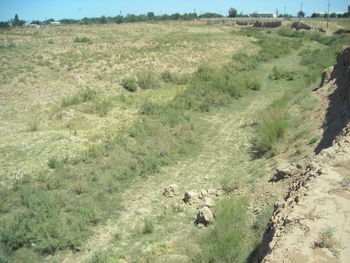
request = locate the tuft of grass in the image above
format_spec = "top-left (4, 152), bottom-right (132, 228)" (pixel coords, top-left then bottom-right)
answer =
top-left (314, 226), bottom-right (340, 256)
top-left (121, 77), bottom-right (138, 92)
top-left (269, 66), bottom-right (295, 81)
top-left (61, 88), bottom-right (96, 108)
top-left (252, 99), bottom-right (288, 157)
top-left (27, 117), bottom-right (40, 132)
top-left (143, 218), bottom-right (154, 234)
top-left (74, 36), bottom-right (92, 43)
top-left (136, 70), bottom-right (161, 89)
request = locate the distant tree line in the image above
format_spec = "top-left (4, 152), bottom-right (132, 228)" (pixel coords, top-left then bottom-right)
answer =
top-left (0, 9), bottom-right (349, 28)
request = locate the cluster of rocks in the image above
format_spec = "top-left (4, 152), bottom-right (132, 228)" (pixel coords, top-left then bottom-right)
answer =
top-left (163, 185), bottom-right (225, 227)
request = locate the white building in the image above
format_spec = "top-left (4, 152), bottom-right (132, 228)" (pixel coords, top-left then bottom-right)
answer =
top-left (250, 12), bottom-right (277, 18)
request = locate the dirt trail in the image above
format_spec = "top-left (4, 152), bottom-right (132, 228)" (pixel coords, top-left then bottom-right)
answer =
top-left (56, 51), bottom-right (300, 263)
top-left (57, 95), bottom-right (267, 263)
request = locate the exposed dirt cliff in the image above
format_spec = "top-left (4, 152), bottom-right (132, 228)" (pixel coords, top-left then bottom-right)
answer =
top-left (259, 47), bottom-right (350, 263)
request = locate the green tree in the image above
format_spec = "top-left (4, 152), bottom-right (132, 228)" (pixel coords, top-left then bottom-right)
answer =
top-left (147, 12), bottom-right (155, 20)
top-left (297, 10), bottom-right (305, 18)
top-left (228, 8), bottom-right (237, 18)
top-left (12, 14), bottom-right (24, 27)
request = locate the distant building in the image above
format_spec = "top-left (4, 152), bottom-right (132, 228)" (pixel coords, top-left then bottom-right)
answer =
top-left (24, 22), bottom-right (40, 28)
top-left (250, 12), bottom-right (277, 18)
top-left (50, 21), bottom-right (61, 26)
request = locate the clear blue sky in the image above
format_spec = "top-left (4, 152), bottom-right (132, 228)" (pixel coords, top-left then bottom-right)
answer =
top-left (0, 0), bottom-right (349, 21)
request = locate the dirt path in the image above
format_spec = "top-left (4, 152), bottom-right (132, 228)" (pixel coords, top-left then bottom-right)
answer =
top-left (56, 52), bottom-right (301, 263)
top-left (56, 95), bottom-right (265, 263)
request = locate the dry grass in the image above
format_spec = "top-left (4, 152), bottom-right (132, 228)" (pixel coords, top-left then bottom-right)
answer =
top-left (0, 22), bottom-right (252, 178)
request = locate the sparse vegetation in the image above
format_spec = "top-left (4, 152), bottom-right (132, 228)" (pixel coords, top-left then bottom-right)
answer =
top-left (136, 70), bottom-right (161, 89)
top-left (61, 88), bottom-right (96, 108)
top-left (1, 20), bottom-right (349, 262)
top-left (74, 36), bottom-right (92, 43)
top-left (121, 77), bottom-right (138, 92)
top-left (314, 226), bottom-right (340, 256)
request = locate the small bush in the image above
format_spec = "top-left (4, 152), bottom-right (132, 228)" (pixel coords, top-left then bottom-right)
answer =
top-left (193, 197), bottom-right (253, 263)
top-left (27, 117), bottom-right (40, 132)
top-left (61, 88), bottom-right (96, 107)
top-left (160, 70), bottom-right (178, 83)
top-left (269, 66), bottom-right (295, 81)
top-left (252, 102), bottom-right (288, 157)
top-left (121, 78), bottom-right (138, 92)
top-left (143, 219), bottom-right (154, 234)
top-left (74, 36), bottom-right (92, 43)
top-left (136, 70), bottom-right (160, 89)
top-left (245, 79), bottom-right (261, 90)
top-left (47, 157), bottom-right (62, 170)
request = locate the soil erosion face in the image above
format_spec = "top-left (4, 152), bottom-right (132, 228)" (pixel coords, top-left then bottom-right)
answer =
top-left (260, 46), bottom-right (350, 263)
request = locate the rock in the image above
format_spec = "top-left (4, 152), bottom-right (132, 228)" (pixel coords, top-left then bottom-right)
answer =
top-left (208, 189), bottom-right (216, 195)
top-left (196, 206), bottom-right (214, 225)
top-left (203, 197), bottom-right (215, 207)
top-left (163, 184), bottom-right (179, 198)
top-left (184, 191), bottom-right (199, 204)
top-left (215, 189), bottom-right (224, 197)
top-left (200, 189), bottom-right (208, 196)
top-left (271, 163), bottom-right (294, 182)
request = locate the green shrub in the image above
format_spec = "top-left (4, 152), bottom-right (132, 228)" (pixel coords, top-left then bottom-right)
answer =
top-left (74, 36), bottom-right (92, 43)
top-left (27, 117), bottom-right (40, 132)
top-left (47, 157), bottom-right (62, 170)
top-left (61, 88), bottom-right (96, 107)
top-left (193, 197), bottom-right (253, 263)
top-left (245, 79), bottom-right (261, 90)
top-left (160, 70), bottom-right (178, 83)
top-left (252, 103), bottom-right (288, 157)
top-left (121, 78), bottom-right (138, 92)
top-left (269, 66), bottom-right (295, 81)
top-left (143, 218), bottom-right (154, 234)
top-left (136, 70), bottom-right (160, 89)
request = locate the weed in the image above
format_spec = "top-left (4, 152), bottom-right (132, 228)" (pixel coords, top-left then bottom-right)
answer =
top-left (160, 70), bottom-right (178, 83)
top-left (308, 136), bottom-right (319, 145)
top-left (143, 218), bottom-right (154, 234)
top-left (252, 103), bottom-right (288, 157)
top-left (191, 197), bottom-right (253, 263)
top-left (61, 88), bottom-right (96, 107)
top-left (136, 70), bottom-right (161, 89)
top-left (74, 36), bottom-right (92, 43)
top-left (121, 77), bottom-right (138, 92)
top-left (47, 157), bottom-right (62, 170)
top-left (269, 66), bottom-right (295, 81)
top-left (314, 226), bottom-right (340, 256)
top-left (47, 39), bottom-right (54, 44)
top-left (27, 117), bottom-right (40, 132)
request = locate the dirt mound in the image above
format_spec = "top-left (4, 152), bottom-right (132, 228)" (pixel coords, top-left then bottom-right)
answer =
top-left (315, 46), bottom-right (350, 153)
top-left (257, 47), bottom-right (350, 263)
top-left (253, 21), bottom-right (281, 28)
top-left (334, 29), bottom-right (350, 35)
top-left (291, 22), bottom-right (311, 31)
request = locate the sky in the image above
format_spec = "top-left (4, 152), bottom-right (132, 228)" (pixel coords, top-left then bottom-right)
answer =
top-left (0, 0), bottom-right (349, 21)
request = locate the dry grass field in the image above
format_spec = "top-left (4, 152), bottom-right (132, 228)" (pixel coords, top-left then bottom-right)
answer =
top-left (0, 22), bottom-right (253, 179)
